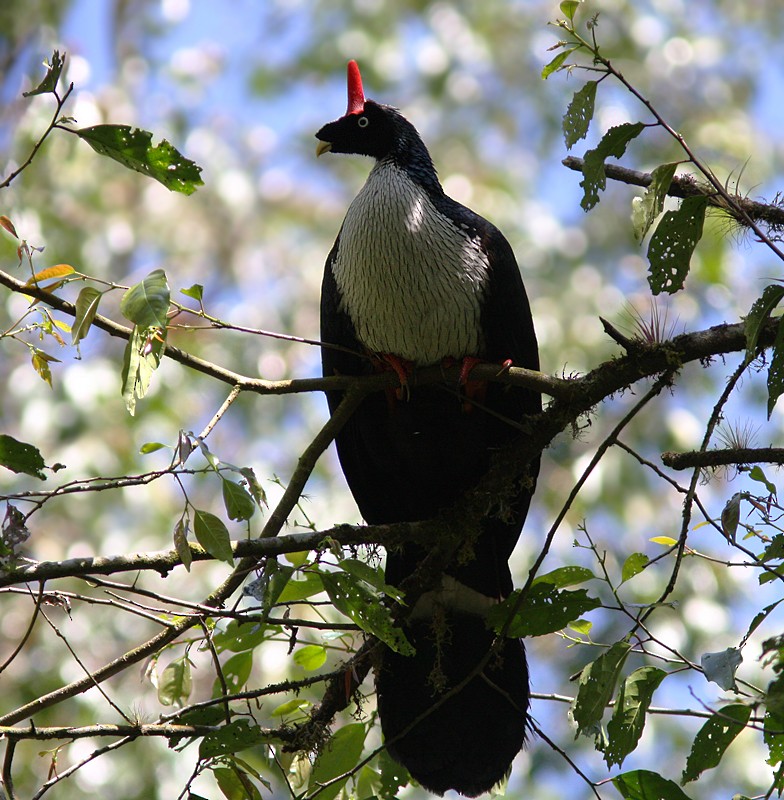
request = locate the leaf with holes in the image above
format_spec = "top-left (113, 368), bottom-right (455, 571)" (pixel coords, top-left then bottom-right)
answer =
top-left (621, 553), bottom-right (649, 583)
top-left (765, 710), bottom-right (784, 767)
top-left (580, 122), bottom-right (646, 210)
top-left (321, 570), bottom-right (413, 655)
top-left (199, 719), bottom-right (266, 758)
top-left (532, 565), bottom-right (595, 588)
top-left (647, 195), bottom-right (708, 294)
top-left (487, 583), bottom-right (600, 637)
top-left (563, 80), bottom-right (597, 150)
top-left (75, 125), bottom-right (203, 194)
top-left (604, 667), bottom-right (667, 767)
top-left (632, 162), bottom-right (678, 242)
top-left (682, 704), bottom-right (751, 783)
top-left (0, 435), bottom-right (47, 480)
top-left (308, 723), bottom-right (367, 800)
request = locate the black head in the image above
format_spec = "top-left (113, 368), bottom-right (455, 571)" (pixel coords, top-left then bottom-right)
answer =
top-left (315, 99), bottom-right (400, 160)
top-left (315, 61), bottom-right (439, 189)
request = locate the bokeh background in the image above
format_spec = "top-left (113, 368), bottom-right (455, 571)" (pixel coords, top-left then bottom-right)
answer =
top-left (2, 0), bottom-right (784, 797)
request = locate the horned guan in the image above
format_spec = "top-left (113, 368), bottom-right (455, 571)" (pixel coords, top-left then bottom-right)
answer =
top-left (316, 61), bottom-right (540, 796)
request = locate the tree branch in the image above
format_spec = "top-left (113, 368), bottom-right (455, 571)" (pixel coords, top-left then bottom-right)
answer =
top-left (662, 447), bottom-right (784, 470)
top-left (562, 155), bottom-right (784, 232)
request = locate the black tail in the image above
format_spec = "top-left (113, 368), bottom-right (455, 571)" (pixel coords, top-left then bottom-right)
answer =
top-left (376, 607), bottom-right (529, 797)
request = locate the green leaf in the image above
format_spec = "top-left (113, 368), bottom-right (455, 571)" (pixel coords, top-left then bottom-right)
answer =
top-left (744, 601), bottom-right (782, 646)
top-left (181, 283), bottom-right (204, 302)
top-left (121, 268), bottom-right (170, 329)
top-left (379, 748), bottom-right (409, 798)
top-left (72, 286), bottom-right (102, 346)
top-left (580, 122), bottom-right (646, 210)
top-left (213, 764), bottom-right (262, 800)
top-left (193, 508), bottom-right (234, 564)
top-left (542, 46), bottom-right (579, 79)
top-left (238, 467), bottom-right (266, 507)
top-left (74, 125), bottom-right (204, 194)
top-left (213, 620), bottom-right (269, 653)
top-left (339, 557), bottom-right (405, 602)
top-left (745, 284), bottom-right (784, 359)
top-left (572, 640), bottom-right (632, 735)
top-left (216, 651), bottom-right (254, 694)
top-left (764, 710), bottom-right (784, 767)
top-left (560, 0), bottom-right (581, 22)
top-left (308, 723), bottom-right (367, 800)
top-left (749, 465), bottom-right (777, 495)
top-left (140, 441), bottom-right (167, 454)
top-left (532, 565), bottom-right (595, 588)
top-left (120, 325), bottom-right (166, 415)
top-left (173, 512), bottom-right (192, 572)
top-left (569, 619), bottom-right (593, 635)
top-left (681, 704), bottom-right (751, 784)
top-left (221, 478), bottom-right (256, 522)
top-left (613, 770), bottom-right (694, 800)
top-left (320, 570), bottom-right (413, 655)
top-left (0, 434), bottom-right (47, 480)
top-left (271, 697), bottom-right (311, 718)
top-left (157, 656), bottom-right (192, 707)
top-left (293, 644), bottom-right (327, 671)
top-left (632, 162), bottom-right (678, 242)
top-left (276, 571), bottom-right (325, 603)
top-left (563, 80), bottom-right (597, 150)
top-left (23, 50), bottom-right (66, 97)
top-left (647, 195), bottom-right (708, 294)
top-left (604, 667), bottom-right (667, 767)
top-left (199, 719), bottom-right (265, 758)
top-left (621, 553), bottom-right (649, 583)
top-left (487, 583), bottom-right (601, 637)
top-left (767, 313), bottom-right (784, 417)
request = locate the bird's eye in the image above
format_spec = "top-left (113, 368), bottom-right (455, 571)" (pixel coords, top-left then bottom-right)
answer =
top-left (357, 116), bottom-right (370, 128)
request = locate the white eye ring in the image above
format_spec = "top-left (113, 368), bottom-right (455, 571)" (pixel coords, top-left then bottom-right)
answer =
top-left (357, 116), bottom-right (370, 128)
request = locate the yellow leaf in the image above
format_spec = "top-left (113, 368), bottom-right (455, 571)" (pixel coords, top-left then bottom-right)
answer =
top-left (31, 352), bottom-right (53, 387)
top-left (650, 536), bottom-right (678, 546)
top-left (25, 264), bottom-right (76, 286)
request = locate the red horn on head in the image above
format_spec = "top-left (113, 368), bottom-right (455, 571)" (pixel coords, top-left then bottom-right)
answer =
top-left (346, 60), bottom-right (365, 115)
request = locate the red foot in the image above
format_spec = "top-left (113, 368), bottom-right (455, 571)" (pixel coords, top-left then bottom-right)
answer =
top-left (452, 356), bottom-right (515, 411)
top-left (373, 353), bottom-right (413, 401)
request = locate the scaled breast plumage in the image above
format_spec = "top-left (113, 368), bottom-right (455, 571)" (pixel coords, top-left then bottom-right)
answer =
top-left (331, 160), bottom-right (490, 365)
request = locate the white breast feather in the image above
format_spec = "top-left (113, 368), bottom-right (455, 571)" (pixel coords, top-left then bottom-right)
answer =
top-left (332, 162), bottom-right (490, 365)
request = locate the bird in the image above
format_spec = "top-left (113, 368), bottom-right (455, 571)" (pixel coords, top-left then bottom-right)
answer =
top-left (315, 60), bottom-right (540, 797)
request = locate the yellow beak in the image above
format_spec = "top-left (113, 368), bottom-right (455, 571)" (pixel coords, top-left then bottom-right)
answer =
top-left (315, 140), bottom-right (332, 157)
